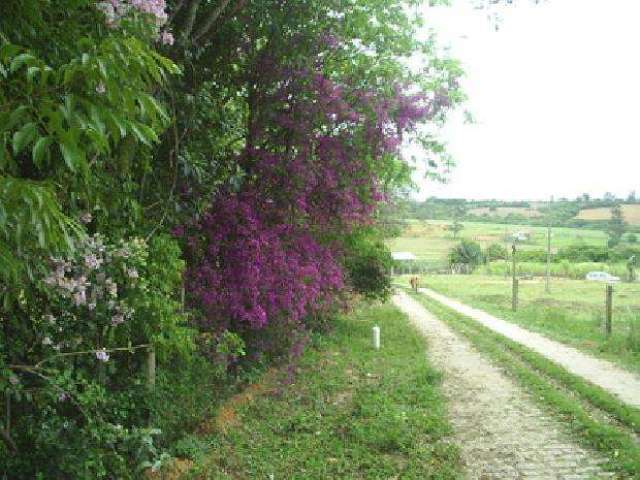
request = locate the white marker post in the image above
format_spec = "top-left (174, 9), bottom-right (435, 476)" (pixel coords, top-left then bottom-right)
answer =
top-left (372, 326), bottom-right (380, 350)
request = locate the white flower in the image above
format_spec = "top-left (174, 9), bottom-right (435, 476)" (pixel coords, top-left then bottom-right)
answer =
top-left (127, 268), bottom-right (139, 279)
top-left (111, 313), bottom-right (125, 326)
top-left (95, 348), bottom-right (110, 362)
top-left (42, 336), bottom-right (53, 346)
top-left (160, 30), bottom-right (174, 46)
top-left (106, 279), bottom-right (118, 297)
top-left (73, 290), bottom-right (87, 306)
top-left (84, 254), bottom-right (102, 270)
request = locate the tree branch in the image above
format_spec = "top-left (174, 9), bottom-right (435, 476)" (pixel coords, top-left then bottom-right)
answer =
top-left (0, 424), bottom-right (16, 453)
top-left (192, 0), bottom-right (234, 44)
top-left (8, 344), bottom-right (152, 371)
top-left (167, 0), bottom-right (187, 26)
top-left (181, 0), bottom-right (202, 41)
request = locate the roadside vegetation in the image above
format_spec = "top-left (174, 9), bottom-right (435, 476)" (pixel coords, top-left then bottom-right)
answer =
top-left (184, 302), bottom-right (461, 479)
top-left (0, 0), bottom-right (463, 477)
top-left (410, 291), bottom-right (640, 478)
top-left (409, 274), bottom-right (640, 372)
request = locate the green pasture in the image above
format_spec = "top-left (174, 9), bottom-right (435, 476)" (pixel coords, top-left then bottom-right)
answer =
top-left (387, 219), bottom-right (608, 268)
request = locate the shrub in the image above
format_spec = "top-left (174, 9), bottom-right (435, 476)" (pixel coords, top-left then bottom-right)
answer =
top-left (556, 244), bottom-right (609, 263)
top-left (515, 249), bottom-right (547, 262)
top-left (449, 240), bottom-right (485, 273)
top-left (485, 243), bottom-right (508, 261)
top-left (1, 234), bottom-right (189, 478)
top-left (344, 237), bottom-right (393, 301)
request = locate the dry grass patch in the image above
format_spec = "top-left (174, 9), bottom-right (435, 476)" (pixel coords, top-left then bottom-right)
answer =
top-left (576, 204), bottom-right (640, 224)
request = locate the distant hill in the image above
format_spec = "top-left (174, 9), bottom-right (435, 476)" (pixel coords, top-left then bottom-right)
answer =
top-left (402, 197), bottom-right (640, 230)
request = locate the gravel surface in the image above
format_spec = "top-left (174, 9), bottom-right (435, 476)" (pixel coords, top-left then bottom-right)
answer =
top-left (393, 291), bottom-right (614, 479)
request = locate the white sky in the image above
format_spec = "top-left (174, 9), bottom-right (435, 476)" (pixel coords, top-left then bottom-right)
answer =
top-left (409, 0), bottom-right (640, 201)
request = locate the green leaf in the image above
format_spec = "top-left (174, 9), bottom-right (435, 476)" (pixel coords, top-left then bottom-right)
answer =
top-left (97, 58), bottom-right (108, 78)
top-left (0, 144), bottom-right (8, 170)
top-left (26, 66), bottom-right (39, 82)
top-left (9, 53), bottom-right (36, 73)
top-left (106, 111), bottom-right (128, 139)
top-left (12, 122), bottom-right (37, 155)
top-left (59, 137), bottom-right (85, 173)
top-left (7, 106), bottom-right (29, 131)
top-left (130, 122), bottom-right (157, 146)
top-left (32, 136), bottom-right (52, 167)
top-left (140, 94), bottom-right (170, 124)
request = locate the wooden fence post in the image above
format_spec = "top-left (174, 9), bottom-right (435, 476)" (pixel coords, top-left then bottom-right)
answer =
top-left (146, 346), bottom-right (156, 390)
top-left (605, 284), bottom-right (613, 336)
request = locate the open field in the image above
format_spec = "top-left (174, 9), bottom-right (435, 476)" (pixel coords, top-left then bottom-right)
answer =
top-left (576, 204), bottom-right (640, 225)
top-left (386, 219), bottom-right (608, 269)
top-left (403, 274), bottom-right (640, 372)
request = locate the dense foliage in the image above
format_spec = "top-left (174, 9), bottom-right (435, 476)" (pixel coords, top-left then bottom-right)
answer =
top-left (0, 0), bottom-right (462, 476)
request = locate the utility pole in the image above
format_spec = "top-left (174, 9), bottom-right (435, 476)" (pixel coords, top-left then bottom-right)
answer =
top-left (545, 196), bottom-right (553, 293)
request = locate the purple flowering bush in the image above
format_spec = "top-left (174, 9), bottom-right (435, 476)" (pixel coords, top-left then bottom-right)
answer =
top-left (182, 191), bottom-right (344, 361)
top-left (181, 62), bottom-right (448, 363)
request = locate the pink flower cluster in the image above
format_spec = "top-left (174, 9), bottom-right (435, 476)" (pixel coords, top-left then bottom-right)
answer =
top-left (41, 235), bottom-right (137, 360)
top-left (96, 0), bottom-right (174, 44)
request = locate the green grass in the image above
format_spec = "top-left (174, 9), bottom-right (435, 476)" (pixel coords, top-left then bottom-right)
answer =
top-left (410, 291), bottom-right (640, 478)
top-left (412, 274), bottom-right (640, 373)
top-left (480, 259), bottom-right (630, 280)
top-left (186, 302), bottom-right (462, 479)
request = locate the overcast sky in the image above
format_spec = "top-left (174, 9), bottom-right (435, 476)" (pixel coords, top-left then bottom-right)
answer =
top-left (408, 0), bottom-right (640, 201)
